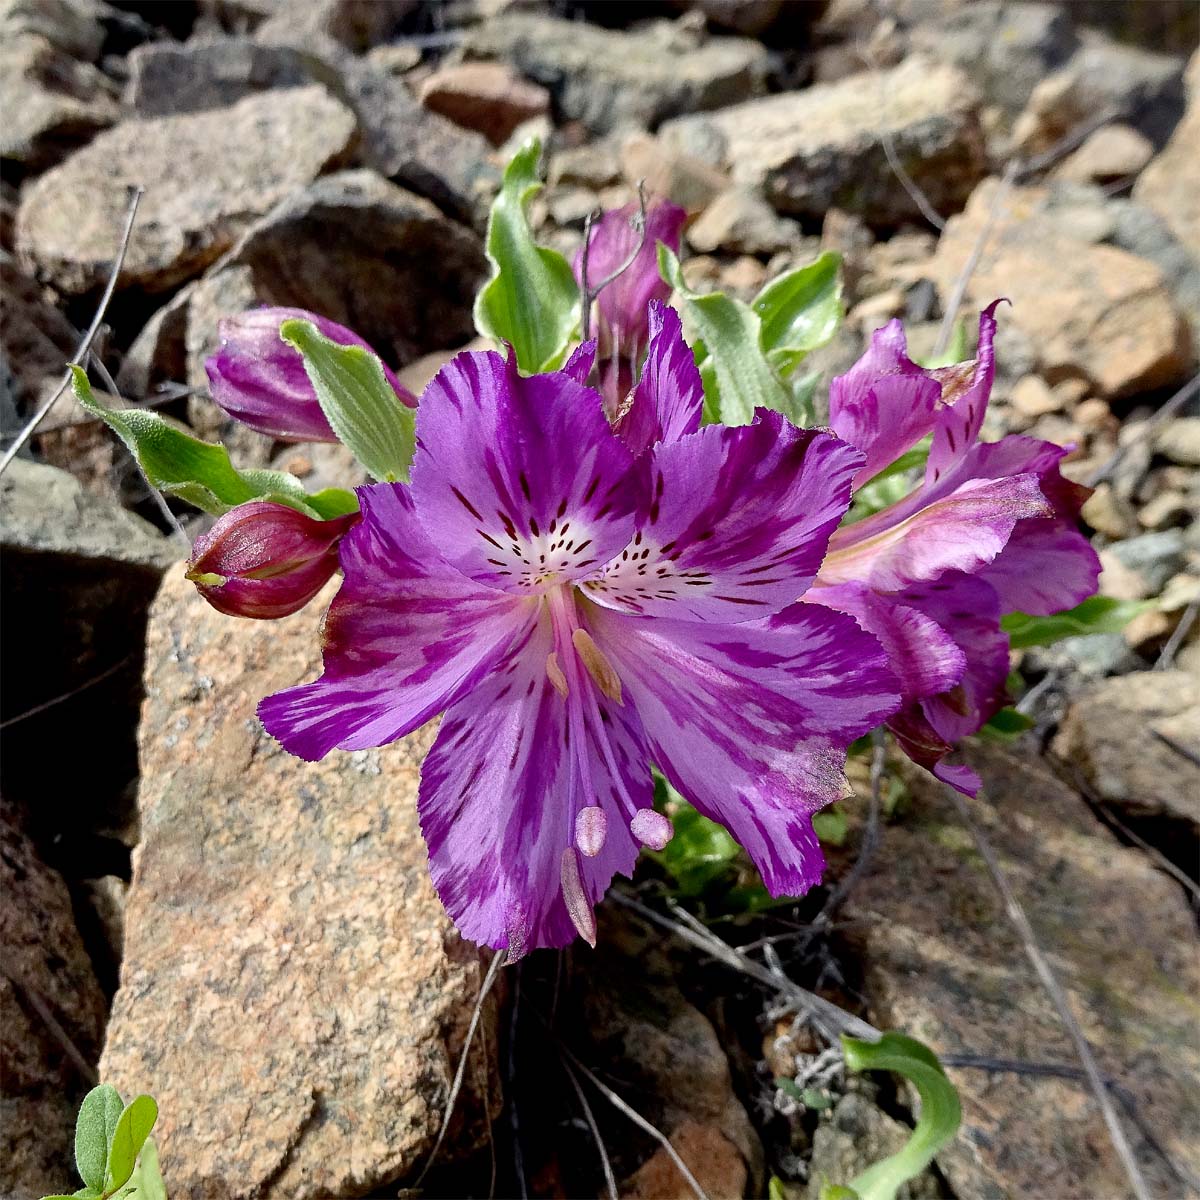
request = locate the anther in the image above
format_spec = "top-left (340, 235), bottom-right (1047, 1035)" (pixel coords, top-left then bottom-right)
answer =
top-left (575, 806), bottom-right (607, 857)
top-left (571, 628), bottom-right (622, 703)
top-left (631, 808), bottom-right (672, 850)
top-left (560, 848), bottom-right (596, 946)
top-left (546, 652), bottom-right (569, 698)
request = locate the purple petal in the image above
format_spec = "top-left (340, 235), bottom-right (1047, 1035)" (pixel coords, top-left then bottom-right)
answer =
top-left (583, 413), bottom-right (863, 622)
top-left (257, 483), bottom-right (533, 761)
top-left (586, 602), bottom-right (900, 896)
top-left (977, 519), bottom-right (1100, 615)
top-left (829, 319), bottom-right (942, 488)
top-left (410, 349), bottom-right (640, 592)
top-left (562, 340), bottom-right (597, 384)
top-left (615, 301), bottom-right (704, 456)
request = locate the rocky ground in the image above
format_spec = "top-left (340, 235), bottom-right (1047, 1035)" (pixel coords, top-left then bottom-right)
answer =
top-left (1, 1), bottom-right (1198, 1198)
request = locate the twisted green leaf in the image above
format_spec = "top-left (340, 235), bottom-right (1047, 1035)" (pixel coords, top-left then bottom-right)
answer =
top-left (1001, 596), bottom-right (1155, 649)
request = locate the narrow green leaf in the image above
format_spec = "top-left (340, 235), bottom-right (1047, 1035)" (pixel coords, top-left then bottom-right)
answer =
top-left (304, 487), bottom-right (361, 520)
top-left (844, 439), bottom-right (931, 523)
top-left (819, 1187), bottom-right (861, 1200)
top-left (978, 706), bottom-right (1035, 742)
top-left (841, 1032), bottom-right (961, 1200)
top-left (753, 251), bottom-right (843, 372)
top-left (105, 1096), bottom-right (158, 1194)
top-left (659, 244), bottom-right (791, 426)
top-left (1001, 596), bottom-right (1155, 649)
top-left (128, 1138), bottom-right (167, 1200)
top-left (768, 1176), bottom-right (790, 1200)
top-left (474, 139), bottom-right (580, 373)
top-left (914, 320), bottom-right (968, 370)
top-left (75, 1086), bottom-right (123, 1193)
top-left (70, 368), bottom-right (327, 518)
top-left (279, 320), bottom-right (415, 483)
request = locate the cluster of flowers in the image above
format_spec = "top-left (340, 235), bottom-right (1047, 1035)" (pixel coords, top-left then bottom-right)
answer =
top-left (189, 198), bottom-right (1099, 956)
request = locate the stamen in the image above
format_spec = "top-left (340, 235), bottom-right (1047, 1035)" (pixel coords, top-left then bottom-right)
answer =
top-left (560, 847), bottom-right (596, 946)
top-left (571, 628), bottom-right (623, 703)
top-left (631, 808), bottom-right (672, 850)
top-left (575, 806), bottom-right (607, 857)
top-left (546, 652), bottom-right (569, 699)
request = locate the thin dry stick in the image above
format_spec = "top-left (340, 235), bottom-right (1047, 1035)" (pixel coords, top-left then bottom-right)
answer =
top-left (3, 968), bottom-right (98, 1085)
top-left (560, 1054), bottom-right (619, 1200)
top-left (415, 948), bottom-right (506, 1186)
top-left (0, 653), bottom-right (135, 730)
top-left (880, 126), bottom-right (945, 231)
top-left (944, 784), bottom-right (1153, 1200)
top-left (1086, 373), bottom-right (1200, 489)
top-left (578, 182), bottom-right (648, 344)
top-left (1156, 596), bottom-right (1198, 671)
top-left (0, 186), bottom-right (144, 476)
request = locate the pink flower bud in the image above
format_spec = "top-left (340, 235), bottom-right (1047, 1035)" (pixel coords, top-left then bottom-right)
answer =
top-left (186, 501), bottom-right (359, 619)
top-left (205, 307), bottom-right (416, 443)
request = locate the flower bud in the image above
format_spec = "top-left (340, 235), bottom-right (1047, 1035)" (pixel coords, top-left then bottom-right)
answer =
top-left (205, 307), bottom-right (416, 442)
top-left (186, 501), bottom-right (359, 619)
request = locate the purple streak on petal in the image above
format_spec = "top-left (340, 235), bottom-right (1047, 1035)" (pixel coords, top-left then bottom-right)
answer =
top-left (977, 519), bottom-right (1100, 615)
top-left (616, 301), bottom-right (704, 456)
top-left (257, 482), bottom-right (535, 761)
top-left (584, 413), bottom-right (863, 622)
top-left (586, 601), bottom-right (900, 896)
top-left (205, 306), bottom-right (415, 442)
top-left (829, 319), bottom-right (942, 488)
top-left (562, 340), bottom-right (597, 384)
top-left (410, 349), bottom-right (640, 592)
top-left (418, 606), bottom-right (648, 952)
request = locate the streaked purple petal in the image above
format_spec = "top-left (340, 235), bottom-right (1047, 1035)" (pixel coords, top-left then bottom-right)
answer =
top-left (258, 483), bottom-right (533, 761)
top-left (583, 413), bottom-right (863, 622)
top-left (977, 519), bottom-right (1100, 615)
top-left (562, 340), bottom-right (597, 384)
top-left (615, 301), bottom-right (704, 456)
top-left (586, 602), bottom-right (900, 896)
top-left (410, 349), bottom-right (639, 592)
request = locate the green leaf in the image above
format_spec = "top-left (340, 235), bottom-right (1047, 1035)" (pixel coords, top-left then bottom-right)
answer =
top-left (474, 139), bottom-right (580, 373)
top-left (303, 487), bottom-right (361, 520)
top-left (844, 439), bottom-right (931, 523)
top-left (648, 779), bottom-right (741, 898)
top-left (659, 244), bottom-right (791, 426)
top-left (913, 320), bottom-right (968, 370)
top-left (819, 1187), bottom-right (861, 1200)
top-left (753, 251), bottom-right (843, 374)
top-left (128, 1138), bottom-right (167, 1200)
top-left (70, 368), bottom-right (332, 519)
top-left (978, 706), bottom-right (1035, 742)
top-left (75, 1086), bottom-right (124, 1193)
top-left (106, 1096), bottom-right (158, 1194)
top-left (812, 805), bottom-right (848, 847)
top-left (1001, 596), bottom-right (1155, 649)
top-left (280, 320), bottom-right (415, 483)
top-left (841, 1032), bottom-right (962, 1200)
top-left (768, 1176), bottom-right (790, 1200)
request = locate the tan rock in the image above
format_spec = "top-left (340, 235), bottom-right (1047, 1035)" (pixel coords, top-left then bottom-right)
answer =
top-left (843, 743), bottom-right (1200, 1197)
top-left (1054, 123), bottom-right (1153, 185)
top-left (1097, 547), bottom-right (1150, 601)
top-left (1081, 483), bottom-right (1134, 539)
top-left (1155, 416), bottom-right (1200, 467)
top-left (687, 185), bottom-right (798, 256)
top-left (100, 566), bottom-right (500, 1199)
top-left (623, 1119), bottom-right (748, 1200)
top-left (419, 60), bottom-right (550, 147)
top-left (621, 131), bottom-right (729, 215)
top-left (1010, 373), bottom-right (1060, 418)
top-left (930, 178), bottom-right (1193, 399)
top-left (1134, 102), bottom-right (1200, 260)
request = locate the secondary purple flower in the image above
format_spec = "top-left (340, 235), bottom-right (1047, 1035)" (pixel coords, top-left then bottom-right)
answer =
top-left (258, 319), bottom-right (900, 953)
top-left (808, 305), bottom-right (1100, 793)
top-left (206, 307), bottom-right (416, 442)
top-left (187, 501), bottom-right (359, 619)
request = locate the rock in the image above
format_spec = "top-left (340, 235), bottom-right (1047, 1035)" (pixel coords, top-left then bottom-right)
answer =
top-left (1009, 374), bottom-right (1060, 419)
top-left (1054, 123), bottom-right (1154, 185)
top-left (114, 284), bottom-right (192, 398)
top-left (907, 0), bottom-right (1077, 116)
top-left (16, 86), bottom-right (358, 295)
top-left (624, 1119), bottom-right (751, 1200)
top-left (549, 141), bottom-right (623, 190)
top-left (0, 251), bottom-right (78, 421)
top-left (1081, 484), bottom-right (1135, 540)
top-left (0, 798), bottom-right (108, 1199)
top-left (465, 13), bottom-right (769, 135)
top-left (1134, 102), bottom-right (1200, 261)
top-left (929, 178), bottom-right (1193, 399)
top-left (252, 0), bottom-right (416, 53)
top-left (1055, 671), bottom-right (1199, 826)
top-left (0, 32), bottom-right (118, 172)
top-left (1137, 488), bottom-right (1190, 531)
top-left (688, 185), bottom-right (799, 255)
top-left (271, 439), bottom-right (367, 495)
top-left (366, 41), bottom-right (421, 75)
top-left (620, 131), bottom-right (729, 214)
top-left (77, 874), bottom-right (126, 988)
top-left (418, 61), bottom-right (550, 147)
top-left (1156, 417), bottom-right (1200, 467)
top-left (664, 56), bottom-right (987, 225)
top-left (0, 0), bottom-right (109, 61)
top-left (545, 185), bottom-right (598, 229)
top-left (100, 565), bottom-right (499, 1199)
top-left (667, 0), bottom-right (786, 37)
top-left (1104, 529), bottom-right (1188, 594)
top-left (1025, 631), bottom-right (1140, 680)
top-left (842, 743), bottom-right (1200, 1197)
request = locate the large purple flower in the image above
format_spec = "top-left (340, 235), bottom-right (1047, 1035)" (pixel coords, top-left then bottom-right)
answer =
top-left (808, 305), bottom-right (1100, 793)
top-left (259, 320), bottom-right (900, 953)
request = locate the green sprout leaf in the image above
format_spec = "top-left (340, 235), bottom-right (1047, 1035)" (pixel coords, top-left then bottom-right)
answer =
top-left (754, 251), bottom-right (843, 377)
top-left (474, 139), bottom-right (580, 373)
top-left (812, 806), bottom-right (849, 847)
top-left (105, 1095), bottom-right (158, 1194)
top-left (1001, 596), bottom-right (1155, 649)
top-left (280, 319), bottom-right (415, 483)
top-left (74, 1086), bottom-right (123, 1194)
top-left (125, 1138), bottom-right (167, 1200)
top-left (978, 706), bottom-right (1036, 742)
top-left (840, 1032), bottom-right (962, 1200)
top-left (844, 439), bottom-right (931, 523)
top-left (650, 794), bottom-right (742, 898)
top-left (70, 367), bottom-right (354, 520)
top-left (913, 319), bottom-right (968, 369)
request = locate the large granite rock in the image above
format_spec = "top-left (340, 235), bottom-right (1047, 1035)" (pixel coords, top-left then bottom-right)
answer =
top-left (1134, 96), bottom-right (1200, 262)
top-left (842, 742), bottom-right (1200, 1198)
top-left (465, 13), bottom-right (769, 135)
top-left (100, 565), bottom-right (499, 1199)
top-left (663, 56), bottom-right (987, 225)
top-left (15, 85), bottom-right (357, 294)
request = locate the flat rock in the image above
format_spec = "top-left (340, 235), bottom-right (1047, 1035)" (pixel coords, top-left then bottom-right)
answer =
top-left (1054, 670), bottom-right (1200, 826)
top-left (0, 0), bottom-right (109, 61)
top-left (930, 178), bottom-right (1193, 399)
top-left (687, 185), bottom-right (799, 255)
top-left (842, 742), bottom-right (1200, 1198)
top-left (418, 60), bottom-right (550, 147)
top-left (15, 85), bottom-right (357, 294)
top-left (252, 0), bottom-right (416, 53)
top-left (664, 56), bottom-right (987, 225)
top-left (1134, 101), bottom-right (1200, 261)
top-left (100, 565), bottom-right (499, 1199)
top-left (1054, 123), bottom-right (1153, 185)
top-left (466, 13), bottom-right (768, 134)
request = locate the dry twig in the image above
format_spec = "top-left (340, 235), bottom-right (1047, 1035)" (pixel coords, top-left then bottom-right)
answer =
top-left (560, 1054), bottom-right (619, 1200)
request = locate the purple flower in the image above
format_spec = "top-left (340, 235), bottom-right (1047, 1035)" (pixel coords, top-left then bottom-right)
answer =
top-left (258, 317), bottom-right (900, 953)
top-left (187, 501), bottom-right (359, 620)
top-left (205, 307), bottom-right (416, 442)
top-left (809, 305), bottom-right (1100, 793)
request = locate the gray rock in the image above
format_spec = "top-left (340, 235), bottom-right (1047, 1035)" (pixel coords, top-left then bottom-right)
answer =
top-left (113, 283), bottom-right (192, 398)
top-left (1105, 529), bottom-right (1188, 594)
top-left (15, 85), bottom-right (358, 294)
top-left (252, 0), bottom-right (416, 53)
top-left (465, 12), bottom-right (769, 135)
top-left (0, 0), bottom-right (109, 61)
top-left (664, 56), bottom-right (987, 225)
top-left (100, 565), bottom-right (499, 1198)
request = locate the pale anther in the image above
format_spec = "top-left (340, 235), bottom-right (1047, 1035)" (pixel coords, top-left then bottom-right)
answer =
top-left (546, 652), bottom-right (569, 698)
top-left (631, 807), bottom-right (672, 850)
top-left (560, 847), bottom-right (596, 946)
top-left (571, 628), bottom-right (623, 703)
top-left (575, 806), bottom-right (607, 857)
